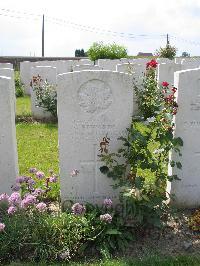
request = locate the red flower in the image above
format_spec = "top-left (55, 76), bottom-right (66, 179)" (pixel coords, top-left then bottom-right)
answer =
top-left (146, 59), bottom-right (158, 69)
top-left (162, 81), bottom-right (169, 87)
top-left (171, 87), bottom-right (177, 93)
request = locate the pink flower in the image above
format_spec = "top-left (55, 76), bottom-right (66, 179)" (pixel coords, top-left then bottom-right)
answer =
top-left (36, 202), bottom-right (47, 212)
top-left (7, 206), bottom-right (17, 215)
top-left (70, 169), bottom-right (79, 177)
top-left (8, 192), bottom-right (21, 205)
top-left (0, 193), bottom-right (9, 202)
top-left (103, 198), bottom-right (113, 208)
top-left (100, 213), bottom-right (112, 223)
top-left (35, 171), bottom-right (45, 179)
top-left (29, 167), bottom-right (37, 173)
top-left (72, 203), bottom-right (86, 215)
top-left (49, 176), bottom-right (57, 183)
top-left (20, 194), bottom-right (36, 209)
top-left (0, 223), bottom-right (5, 232)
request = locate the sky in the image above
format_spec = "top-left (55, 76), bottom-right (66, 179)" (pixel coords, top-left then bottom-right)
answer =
top-left (1, 0), bottom-right (200, 57)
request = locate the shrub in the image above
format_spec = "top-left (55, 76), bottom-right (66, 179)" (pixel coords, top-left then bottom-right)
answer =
top-left (87, 42), bottom-right (128, 61)
top-left (99, 59), bottom-right (183, 229)
top-left (15, 71), bottom-right (24, 97)
top-left (32, 79), bottom-right (57, 118)
top-left (156, 44), bottom-right (177, 60)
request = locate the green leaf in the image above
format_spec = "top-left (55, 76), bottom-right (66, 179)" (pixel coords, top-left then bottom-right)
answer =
top-left (99, 166), bottom-right (109, 174)
top-left (135, 176), bottom-right (144, 189)
top-left (176, 162), bottom-right (182, 169)
top-left (105, 229), bottom-right (122, 235)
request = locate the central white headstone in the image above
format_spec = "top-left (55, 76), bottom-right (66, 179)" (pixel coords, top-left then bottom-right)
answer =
top-left (57, 71), bottom-right (135, 205)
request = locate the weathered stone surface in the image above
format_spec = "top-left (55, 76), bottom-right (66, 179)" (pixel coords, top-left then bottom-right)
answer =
top-left (57, 71), bottom-right (135, 205)
top-left (0, 76), bottom-right (18, 194)
top-left (168, 68), bottom-right (200, 207)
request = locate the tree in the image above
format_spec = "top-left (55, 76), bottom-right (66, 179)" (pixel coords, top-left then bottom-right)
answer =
top-left (155, 44), bottom-right (177, 60)
top-left (87, 42), bottom-right (128, 61)
top-left (75, 49), bottom-right (87, 57)
top-left (182, 51), bottom-right (190, 57)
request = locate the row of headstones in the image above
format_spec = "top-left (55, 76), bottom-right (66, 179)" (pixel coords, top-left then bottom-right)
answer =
top-left (1, 65), bottom-right (200, 207)
top-left (29, 57), bottom-right (200, 120)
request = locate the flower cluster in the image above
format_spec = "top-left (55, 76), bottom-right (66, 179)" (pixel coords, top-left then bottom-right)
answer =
top-left (71, 203), bottom-right (86, 215)
top-left (103, 198), bottom-right (113, 208)
top-left (146, 59), bottom-right (158, 69)
top-left (100, 213), bottom-right (112, 223)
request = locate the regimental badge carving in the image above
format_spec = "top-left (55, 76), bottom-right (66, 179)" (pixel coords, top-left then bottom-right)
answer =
top-left (78, 79), bottom-right (113, 114)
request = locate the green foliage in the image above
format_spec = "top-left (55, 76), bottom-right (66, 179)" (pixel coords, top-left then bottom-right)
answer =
top-left (156, 44), bottom-right (177, 59)
top-left (134, 67), bottom-right (162, 120)
top-left (75, 49), bottom-right (87, 57)
top-left (32, 80), bottom-right (57, 118)
top-left (0, 210), bottom-right (91, 263)
top-left (15, 71), bottom-right (24, 98)
top-left (82, 203), bottom-right (134, 259)
top-left (88, 42), bottom-right (127, 61)
top-left (182, 52), bottom-right (190, 57)
top-left (100, 61), bottom-right (183, 229)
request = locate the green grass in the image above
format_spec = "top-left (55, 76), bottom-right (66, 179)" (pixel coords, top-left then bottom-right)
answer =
top-left (16, 95), bottom-right (31, 117)
top-left (16, 122), bottom-right (58, 175)
top-left (8, 256), bottom-right (200, 266)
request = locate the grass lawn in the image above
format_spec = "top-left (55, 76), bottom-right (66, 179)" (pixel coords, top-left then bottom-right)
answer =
top-left (16, 96), bottom-right (59, 175)
top-left (9, 255), bottom-right (200, 266)
top-left (16, 95), bottom-right (32, 118)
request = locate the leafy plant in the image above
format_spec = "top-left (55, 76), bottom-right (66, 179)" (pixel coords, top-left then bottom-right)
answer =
top-left (32, 79), bottom-right (57, 118)
top-left (156, 44), bottom-right (177, 60)
top-left (15, 71), bottom-right (24, 97)
top-left (99, 60), bottom-right (183, 229)
top-left (88, 42), bottom-right (127, 61)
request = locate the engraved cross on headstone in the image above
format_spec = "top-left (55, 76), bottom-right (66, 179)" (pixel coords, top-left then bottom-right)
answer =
top-left (80, 144), bottom-right (100, 194)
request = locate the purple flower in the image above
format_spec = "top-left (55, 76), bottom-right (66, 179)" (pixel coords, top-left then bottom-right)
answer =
top-left (71, 203), bottom-right (86, 215)
top-left (49, 176), bottom-right (57, 183)
top-left (32, 188), bottom-right (44, 197)
top-left (27, 178), bottom-right (35, 186)
top-left (70, 169), bottom-right (79, 177)
top-left (0, 193), bottom-right (9, 202)
top-left (8, 192), bottom-right (21, 205)
top-left (36, 202), bottom-right (47, 212)
top-left (20, 194), bottom-right (36, 209)
top-left (7, 206), bottom-right (17, 215)
top-left (0, 223), bottom-right (5, 232)
top-left (16, 176), bottom-right (26, 184)
top-left (29, 167), bottom-right (37, 173)
top-left (103, 198), bottom-right (113, 208)
top-left (35, 171), bottom-right (45, 179)
top-left (11, 184), bottom-right (21, 192)
top-left (100, 213), bottom-right (112, 223)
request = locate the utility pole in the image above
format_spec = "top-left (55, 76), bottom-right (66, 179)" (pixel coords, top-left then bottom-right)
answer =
top-left (42, 14), bottom-right (44, 57)
top-left (167, 33), bottom-right (170, 45)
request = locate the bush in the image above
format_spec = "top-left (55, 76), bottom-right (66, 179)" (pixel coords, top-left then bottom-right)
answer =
top-left (100, 59), bottom-right (183, 229)
top-left (15, 71), bottom-right (24, 97)
top-left (156, 44), bottom-right (177, 60)
top-left (87, 42), bottom-right (128, 61)
top-left (32, 79), bottom-right (57, 118)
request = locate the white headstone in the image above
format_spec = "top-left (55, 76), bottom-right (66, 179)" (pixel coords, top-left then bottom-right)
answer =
top-left (97, 59), bottom-right (121, 71)
top-left (30, 66), bottom-right (57, 119)
top-left (157, 63), bottom-right (182, 87)
top-left (0, 76), bottom-right (18, 194)
top-left (168, 68), bottom-right (200, 207)
top-left (77, 59), bottom-right (93, 65)
top-left (0, 63), bottom-right (13, 69)
top-left (181, 58), bottom-right (200, 70)
top-left (73, 64), bottom-right (102, 71)
top-left (57, 71), bottom-right (135, 205)
top-left (20, 61), bottom-right (32, 95)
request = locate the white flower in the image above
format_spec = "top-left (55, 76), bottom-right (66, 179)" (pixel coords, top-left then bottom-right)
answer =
top-left (147, 117), bottom-right (155, 123)
top-left (153, 148), bottom-right (164, 154)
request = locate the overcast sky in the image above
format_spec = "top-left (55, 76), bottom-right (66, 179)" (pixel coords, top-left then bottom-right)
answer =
top-left (1, 0), bottom-right (200, 57)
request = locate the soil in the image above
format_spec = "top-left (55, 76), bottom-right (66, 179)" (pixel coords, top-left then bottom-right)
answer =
top-left (123, 209), bottom-right (200, 258)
